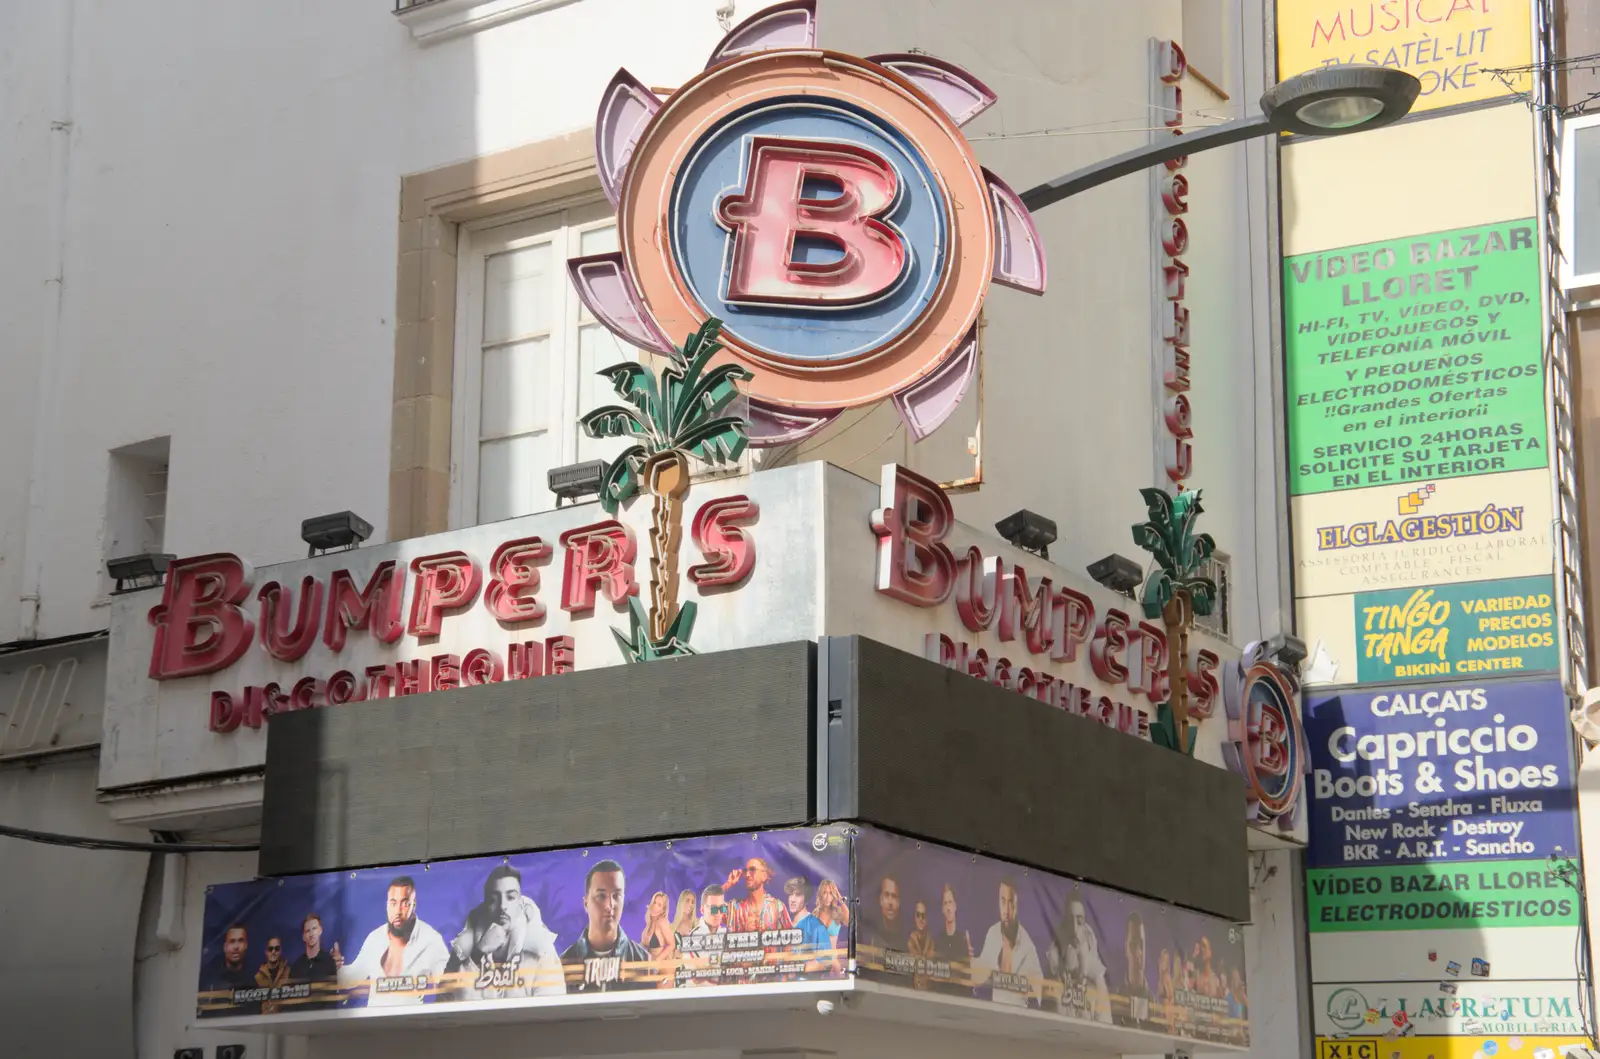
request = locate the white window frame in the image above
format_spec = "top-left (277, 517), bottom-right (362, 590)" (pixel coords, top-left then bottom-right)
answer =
top-left (1194, 549), bottom-right (1233, 643)
top-left (1560, 112), bottom-right (1600, 290)
top-left (449, 194), bottom-right (619, 529)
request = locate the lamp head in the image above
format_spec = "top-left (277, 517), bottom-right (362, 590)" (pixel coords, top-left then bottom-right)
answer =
top-left (1261, 66), bottom-right (1420, 137)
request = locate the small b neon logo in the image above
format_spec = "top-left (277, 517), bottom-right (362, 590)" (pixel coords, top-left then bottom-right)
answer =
top-left (716, 136), bottom-right (908, 307)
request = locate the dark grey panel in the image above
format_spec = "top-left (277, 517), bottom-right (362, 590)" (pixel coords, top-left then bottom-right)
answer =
top-left (840, 637), bottom-right (1250, 922)
top-left (260, 641), bottom-right (816, 875)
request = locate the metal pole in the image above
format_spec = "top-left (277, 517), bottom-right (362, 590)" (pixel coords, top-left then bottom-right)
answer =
top-left (1019, 114), bottom-right (1274, 212)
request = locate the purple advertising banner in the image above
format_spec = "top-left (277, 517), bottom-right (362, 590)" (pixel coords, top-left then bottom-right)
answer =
top-left (853, 828), bottom-right (1250, 1048)
top-left (197, 826), bottom-right (850, 1017)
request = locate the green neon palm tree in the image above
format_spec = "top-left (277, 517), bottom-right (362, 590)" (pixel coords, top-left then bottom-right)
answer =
top-left (1131, 487), bottom-right (1217, 755)
top-left (580, 318), bottom-right (751, 662)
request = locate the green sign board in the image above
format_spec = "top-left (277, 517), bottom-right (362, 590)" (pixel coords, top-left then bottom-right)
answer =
top-left (1285, 218), bottom-right (1547, 496)
top-left (1308, 861), bottom-right (1580, 933)
top-left (1353, 575), bottom-right (1558, 684)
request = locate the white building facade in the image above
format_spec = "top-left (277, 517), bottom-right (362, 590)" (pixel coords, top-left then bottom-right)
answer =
top-left (0, 1), bottom-right (1302, 1057)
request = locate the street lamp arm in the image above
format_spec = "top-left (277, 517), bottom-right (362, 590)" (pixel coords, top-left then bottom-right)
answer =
top-left (1019, 114), bottom-right (1273, 213)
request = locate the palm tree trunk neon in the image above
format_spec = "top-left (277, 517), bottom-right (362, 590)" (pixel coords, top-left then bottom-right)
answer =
top-left (1164, 593), bottom-right (1193, 751)
top-left (644, 450), bottom-right (690, 642)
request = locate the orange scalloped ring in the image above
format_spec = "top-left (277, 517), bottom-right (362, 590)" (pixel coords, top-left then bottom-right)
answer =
top-left (619, 50), bottom-right (994, 412)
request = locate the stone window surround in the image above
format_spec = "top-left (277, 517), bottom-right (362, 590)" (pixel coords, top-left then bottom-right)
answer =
top-left (391, 129), bottom-right (597, 542)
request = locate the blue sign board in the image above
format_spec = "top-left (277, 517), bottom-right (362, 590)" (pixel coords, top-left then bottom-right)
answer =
top-left (1304, 679), bottom-right (1577, 869)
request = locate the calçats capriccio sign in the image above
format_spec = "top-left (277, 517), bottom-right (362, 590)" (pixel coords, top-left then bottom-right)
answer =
top-left (138, 464), bottom-right (1228, 748)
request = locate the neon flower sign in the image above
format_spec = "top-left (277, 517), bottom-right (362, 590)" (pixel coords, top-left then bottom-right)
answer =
top-left (567, 0), bottom-right (1047, 445)
top-left (1221, 641), bottom-right (1309, 833)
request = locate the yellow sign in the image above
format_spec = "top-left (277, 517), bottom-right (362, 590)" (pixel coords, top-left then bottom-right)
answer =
top-left (1318, 1036), bottom-right (1593, 1059)
top-left (1277, 0), bottom-right (1533, 115)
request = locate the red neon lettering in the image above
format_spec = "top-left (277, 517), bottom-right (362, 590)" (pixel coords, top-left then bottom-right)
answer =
top-left (289, 676), bottom-right (325, 711)
top-left (1050, 588), bottom-right (1096, 663)
top-left (1189, 649), bottom-right (1221, 718)
top-left (954, 548), bottom-right (999, 630)
top-left (871, 464), bottom-right (956, 606)
top-left (209, 690), bottom-right (240, 734)
top-left (394, 658), bottom-right (429, 696)
top-left (1161, 174), bottom-right (1189, 215)
top-left (1165, 345), bottom-right (1192, 393)
top-left (559, 521), bottom-right (638, 613)
top-left (1164, 301), bottom-right (1190, 346)
top-left (148, 554), bottom-right (256, 681)
top-left (408, 552), bottom-right (483, 637)
top-left (1131, 621), bottom-right (1170, 700)
top-left (546, 635), bottom-right (575, 675)
top-left (325, 562), bottom-right (404, 652)
top-left (967, 647), bottom-right (990, 682)
top-left (688, 495), bottom-right (759, 587)
top-left (508, 641), bottom-right (544, 680)
top-left (327, 670), bottom-right (361, 705)
top-left (1252, 702), bottom-right (1291, 776)
top-left (257, 576), bottom-right (323, 663)
top-left (461, 648), bottom-right (504, 687)
top-left (1090, 608), bottom-right (1131, 684)
top-left (717, 137), bottom-right (907, 306)
top-left (431, 653), bottom-right (461, 692)
top-left (365, 663), bottom-right (398, 699)
top-left (1159, 39), bottom-right (1188, 82)
top-left (1167, 437), bottom-right (1194, 483)
top-left (484, 536), bottom-right (552, 624)
top-left (1161, 217), bottom-right (1189, 258)
top-left (997, 564), bottom-right (1054, 655)
top-left (1162, 83), bottom-right (1183, 127)
top-left (1163, 259), bottom-right (1190, 301)
top-left (1165, 392), bottom-right (1194, 439)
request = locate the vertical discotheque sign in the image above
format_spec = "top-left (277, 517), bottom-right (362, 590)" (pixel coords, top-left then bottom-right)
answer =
top-left (1276, 3), bottom-right (1591, 1054)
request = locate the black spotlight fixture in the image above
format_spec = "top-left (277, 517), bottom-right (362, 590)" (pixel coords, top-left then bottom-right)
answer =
top-left (1267, 633), bottom-right (1308, 668)
top-left (1087, 553), bottom-right (1143, 598)
top-left (217, 1047), bottom-right (247, 1059)
top-left (107, 552), bottom-right (175, 594)
top-left (301, 511), bottom-right (373, 557)
top-left (995, 509), bottom-right (1058, 560)
top-left (549, 460), bottom-right (608, 507)
top-left (172, 1049), bottom-right (202, 1059)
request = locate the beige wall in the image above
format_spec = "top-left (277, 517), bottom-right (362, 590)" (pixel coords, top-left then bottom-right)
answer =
top-left (1282, 103), bottom-right (1538, 256)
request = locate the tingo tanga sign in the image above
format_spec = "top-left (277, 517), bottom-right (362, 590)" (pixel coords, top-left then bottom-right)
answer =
top-left (1277, 0), bottom-right (1533, 116)
top-left (1303, 680), bottom-right (1577, 869)
top-left (1285, 219), bottom-right (1546, 497)
top-left (1300, 575), bottom-right (1559, 687)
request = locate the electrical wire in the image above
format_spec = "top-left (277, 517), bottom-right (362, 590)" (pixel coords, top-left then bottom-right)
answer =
top-left (0, 821), bottom-right (259, 854)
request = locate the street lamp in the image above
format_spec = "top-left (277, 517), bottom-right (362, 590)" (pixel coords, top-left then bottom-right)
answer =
top-left (1019, 66), bottom-right (1420, 212)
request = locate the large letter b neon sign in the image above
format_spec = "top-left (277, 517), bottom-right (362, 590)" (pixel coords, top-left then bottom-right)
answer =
top-left (716, 137), bottom-right (908, 307)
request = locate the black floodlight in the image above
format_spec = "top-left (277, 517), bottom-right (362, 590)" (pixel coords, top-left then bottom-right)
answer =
top-left (1087, 553), bottom-right (1143, 598)
top-left (107, 552), bottom-right (174, 594)
top-left (301, 511), bottom-right (372, 557)
top-left (1267, 632), bottom-right (1308, 668)
top-left (549, 460), bottom-right (607, 507)
top-left (995, 509), bottom-right (1058, 560)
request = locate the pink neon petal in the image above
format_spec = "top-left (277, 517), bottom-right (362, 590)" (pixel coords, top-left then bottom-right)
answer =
top-left (983, 167), bottom-right (1047, 295)
top-left (746, 396), bottom-right (839, 446)
top-left (867, 54), bottom-right (997, 126)
top-left (706, 0), bottom-right (816, 68)
top-left (567, 253), bottom-right (674, 356)
top-left (892, 325), bottom-right (977, 440)
top-left (595, 69), bottom-right (660, 208)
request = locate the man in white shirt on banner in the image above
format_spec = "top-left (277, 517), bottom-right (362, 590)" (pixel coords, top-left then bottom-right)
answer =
top-left (974, 876), bottom-right (1040, 1007)
top-left (339, 875), bottom-right (450, 1006)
